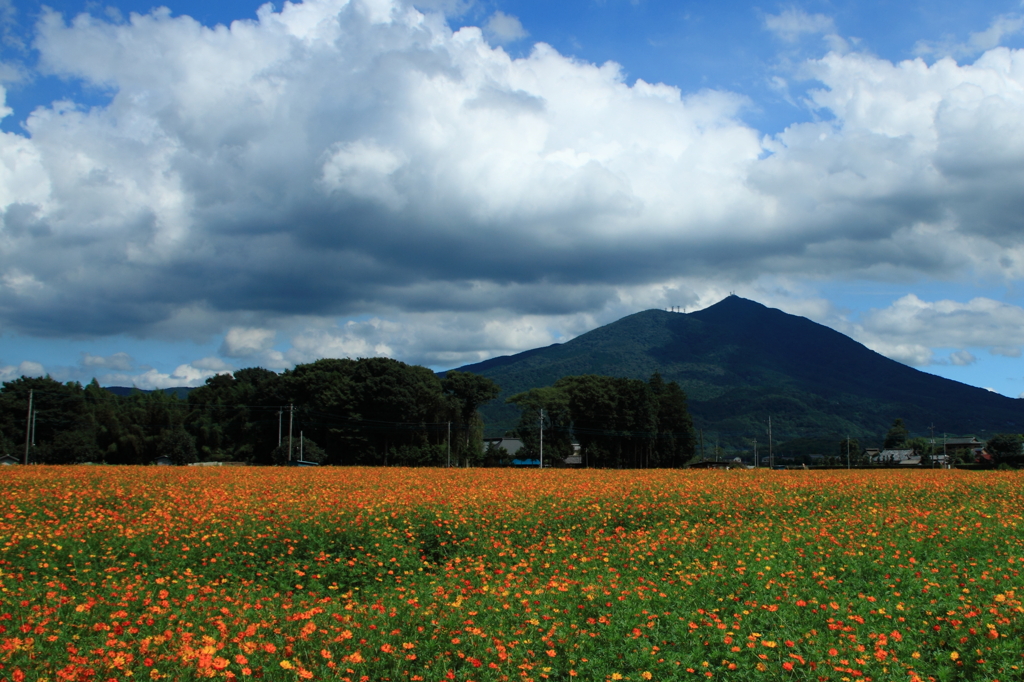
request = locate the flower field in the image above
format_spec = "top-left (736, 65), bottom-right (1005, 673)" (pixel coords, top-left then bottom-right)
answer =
top-left (1, 468), bottom-right (1022, 682)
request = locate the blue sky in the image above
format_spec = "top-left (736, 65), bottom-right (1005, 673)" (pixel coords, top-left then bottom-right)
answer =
top-left (3, 0), bottom-right (1024, 404)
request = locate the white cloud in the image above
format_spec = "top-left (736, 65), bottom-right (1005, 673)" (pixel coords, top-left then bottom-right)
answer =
top-left (483, 11), bottom-right (527, 44)
top-left (0, 360), bottom-right (44, 381)
top-left (221, 327), bottom-right (277, 358)
top-left (764, 8), bottom-right (835, 43)
top-left (280, 307), bottom-right (601, 369)
top-left (5, 0), bottom-right (1024, 373)
top-left (99, 361), bottom-right (230, 389)
top-left (864, 341), bottom-right (935, 367)
top-left (949, 349), bottom-right (977, 366)
top-left (836, 294), bottom-right (1024, 366)
top-left (916, 13), bottom-right (1024, 59)
top-left (81, 351), bottom-right (134, 371)
top-left (191, 356), bottom-right (234, 372)
top-left (320, 140), bottom-right (407, 209)
top-left (287, 320), bottom-right (396, 364)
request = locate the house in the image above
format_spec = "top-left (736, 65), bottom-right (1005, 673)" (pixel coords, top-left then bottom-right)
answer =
top-left (935, 437), bottom-right (985, 461)
top-left (874, 449), bottom-right (915, 464)
top-left (153, 455), bottom-right (174, 466)
top-left (483, 437), bottom-right (523, 456)
top-left (941, 436), bottom-right (983, 451)
top-left (0, 454), bottom-right (20, 466)
top-left (688, 459), bottom-right (734, 469)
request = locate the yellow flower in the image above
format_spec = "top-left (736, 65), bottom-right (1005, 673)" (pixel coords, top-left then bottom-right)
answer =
top-left (950, 652), bottom-right (959, 661)
top-left (280, 660), bottom-right (294, 669)
top-left (641, 672), bottom-right (653, 680)
top-left (611, 674), bottom-right (623, 681)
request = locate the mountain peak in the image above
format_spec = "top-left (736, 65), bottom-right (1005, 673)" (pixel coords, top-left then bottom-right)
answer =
top-left (455, 297), bottom-right (1024, 441)
top-left (693, 295), bottom-right (771, 319)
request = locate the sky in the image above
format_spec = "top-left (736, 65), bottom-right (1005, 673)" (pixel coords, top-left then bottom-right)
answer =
top-left (3, 0), bottom-right (1024, 400)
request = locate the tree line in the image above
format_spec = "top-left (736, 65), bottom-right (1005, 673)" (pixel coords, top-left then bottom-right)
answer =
top-left (503, 373), bottom-right (696, 468)
top-left (1, 363), bottom-right (699, 468)
top-left (0, 359), bottom-right (499, 466)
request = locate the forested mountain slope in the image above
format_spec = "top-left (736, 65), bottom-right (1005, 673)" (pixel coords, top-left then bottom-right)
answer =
top-left (449, 296), bottom-right (1024, 444)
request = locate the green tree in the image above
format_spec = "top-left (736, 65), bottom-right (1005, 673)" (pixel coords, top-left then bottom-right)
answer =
top-left (113, 389), bottom-right (188, 464)
top-left (985, 433), bottom-right (1022, 467)
top-left (883, 418), bottom-right (909, 449)
top-left (281, 357), bottom-right (450, 465)
top-left (43, 429), bottom-right (102, 464)
top-left (554, 375), bottom-right (622, 467)
top-left (508, 373), bottom-right (695, 468)
top-left (649, 373), bottom-right (696, 467)
top-left (483, 441), bottom-right (512, 467)
top-left (838, 437), bottom-right (861, 466)
top-left (907, 436), bottom-right (931, 456)
top-left (506, 386), bottom-right (573, 464)
top-left (0, 375), bottom-right (97, 463)
top-left (272, 435), bottom-right (326, 465)
top-left (188, 368), bottom-right (284, 463)
top-left (158, 426), bottom-right (198, 465)
top-left (442, 371), bottom-right (500, 467)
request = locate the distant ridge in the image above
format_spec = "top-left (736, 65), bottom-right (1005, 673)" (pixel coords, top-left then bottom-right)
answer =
top-left (449, 296), bottom-right (1024, 442)
top-left (104, 386), bottom-right (192, 400)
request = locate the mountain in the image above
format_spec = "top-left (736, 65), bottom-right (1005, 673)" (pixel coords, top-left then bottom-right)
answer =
top-left (449, 296), bottom-right (1024, 444)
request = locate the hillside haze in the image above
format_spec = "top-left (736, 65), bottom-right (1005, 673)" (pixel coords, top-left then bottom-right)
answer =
top-left (452, 296), bottom-right (1024, 443)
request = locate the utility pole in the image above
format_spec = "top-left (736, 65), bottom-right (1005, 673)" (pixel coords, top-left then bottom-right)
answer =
top-left (288, 404), bottom-right (294, 463)
top-left (300, 431), bottom-right (303, 462)
top-left (699, 429), bottom-right (705, 461)
top-left (23, 389), bottom-right (32, 465)
top-left (539, 408), bottom-right (544, 469)
top-left (929, 423), bottom-right (935, 467)
top-left (447, 422), bottom-right (451, 468)
top-left (768, 416), bottom-right (773, 469)
top-left (846, 435), bottom-right (851, 469)
top-left (278, 409), bottom-right (283, 447)
top-left (31, 410), bottom-right (37, 447)
top-left (753, 438), bottom-right (758, 468)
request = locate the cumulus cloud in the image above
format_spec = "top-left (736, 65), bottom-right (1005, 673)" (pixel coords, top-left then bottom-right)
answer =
top-left (4, 0), bottom-right (1024, 373)
top-left (483, 11), bottom-right (527, 44)
top-left (949, 349), bottom-right (977, 366)
top-left (81, 351), bottom-right (134, 371)
top-left (280, 309), bottom-right (589, 368)
top-left (99, 361), bottom-right (231, 389)
top-left (0, 0), bottom-right (766, 342)
top-left (916, 13), bottom-right (1024, 59)
top-left (0, 360), bottom-right (44, 381)
top-left (221, 327), bottom-right (277, 358)
top-left (837, 294), bottom-right (1024, 366)
top-left (764, 8), bottom-right (835, 43)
